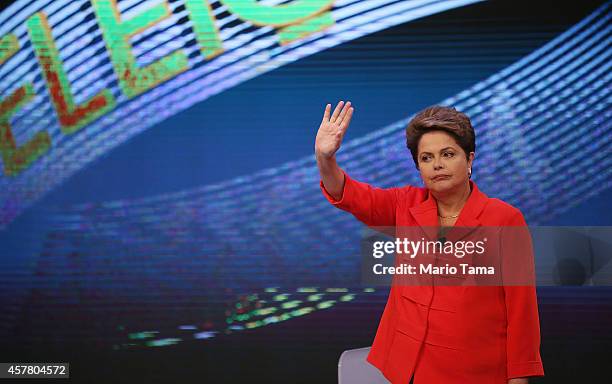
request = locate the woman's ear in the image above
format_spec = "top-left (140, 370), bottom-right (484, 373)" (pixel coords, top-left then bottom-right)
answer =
top-left (467, 152), bottom-right (475, 178)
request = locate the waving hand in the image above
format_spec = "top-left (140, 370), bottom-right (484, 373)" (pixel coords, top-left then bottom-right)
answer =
top-left (315, 101), bottom-right (354, 158)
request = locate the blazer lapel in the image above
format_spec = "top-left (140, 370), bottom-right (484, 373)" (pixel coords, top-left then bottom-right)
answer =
top-left (446, 180), bottom-right (487, 242)
top-left (408, 180), bottom-right (488, 242)
top-left (408, 189), bottom-right (439, 241)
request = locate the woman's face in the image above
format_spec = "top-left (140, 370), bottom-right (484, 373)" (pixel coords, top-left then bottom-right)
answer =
top-left (417, 130), bottom-right (474, 194)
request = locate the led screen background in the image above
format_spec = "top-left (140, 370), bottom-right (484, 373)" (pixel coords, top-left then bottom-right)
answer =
top-left (0, 0), bottom-right (610, 383)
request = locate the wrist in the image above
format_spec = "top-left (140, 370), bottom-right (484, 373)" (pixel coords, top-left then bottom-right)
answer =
top-left (315, 150), bottom-right (336, 162)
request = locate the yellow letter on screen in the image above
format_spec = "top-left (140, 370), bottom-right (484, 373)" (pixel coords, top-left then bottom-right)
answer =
top-left (91, 0), bottom-right (189, 99)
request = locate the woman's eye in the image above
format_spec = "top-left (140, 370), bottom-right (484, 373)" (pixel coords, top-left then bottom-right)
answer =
top-left (421, 155), bottom-right (431, 161)
top-left (443, 152), bottom-right (454, 158)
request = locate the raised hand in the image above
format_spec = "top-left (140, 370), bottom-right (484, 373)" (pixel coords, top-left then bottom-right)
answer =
top-left (315, 101), bottom-right (354, 158)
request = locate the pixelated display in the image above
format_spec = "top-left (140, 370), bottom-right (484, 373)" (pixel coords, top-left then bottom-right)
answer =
top-left (0, 0), bottom-right (610, 382)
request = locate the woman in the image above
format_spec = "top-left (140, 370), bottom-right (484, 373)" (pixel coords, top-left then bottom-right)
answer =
top-left (315, 101), bottom-right (544, 384)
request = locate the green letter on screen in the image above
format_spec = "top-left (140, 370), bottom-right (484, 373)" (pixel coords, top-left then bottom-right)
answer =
top-left (184, 0), bottom-right (224, 59)
top-left (27, 12), bottom-right (116, 134)
top-left (91, 0), bottom-right (189, 99)
top-left (221, 0), bottom-right (333, 26)
top-left (0, 34), bottom-right (51, 176)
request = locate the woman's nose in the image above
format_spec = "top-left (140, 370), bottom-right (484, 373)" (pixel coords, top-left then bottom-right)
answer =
top-left (433, 157), bottom-right (443, 169)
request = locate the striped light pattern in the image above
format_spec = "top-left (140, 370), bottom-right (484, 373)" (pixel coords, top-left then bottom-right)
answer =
top-left (8, 3), bottom-right (608, 346)
top-left (0, 0), bottom-right (483, 229)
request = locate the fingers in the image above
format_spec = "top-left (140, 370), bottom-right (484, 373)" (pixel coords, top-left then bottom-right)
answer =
top-left (339, 106), bottom-right (354, 133)
top-left (330, 101), bottom-right (344, 122)
top-left (337, 101), bottom-right (351, 123)
top-left (323, 100), bottom-right (353, 131)
top-left (322, 103), bottom-right (331, 122)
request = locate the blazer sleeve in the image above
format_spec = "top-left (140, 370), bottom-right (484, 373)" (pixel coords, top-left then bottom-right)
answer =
top-left (319, 169), bottom-right (400, 227)
top-left (502, 210), bottom-right (545, 379)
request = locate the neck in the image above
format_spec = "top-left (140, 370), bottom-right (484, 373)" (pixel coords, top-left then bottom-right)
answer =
top-left (432, 181), bottom-right (472, 216)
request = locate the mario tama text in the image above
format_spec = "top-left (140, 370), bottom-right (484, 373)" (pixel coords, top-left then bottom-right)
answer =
top-left (373, 262), bottom-right (495, 276)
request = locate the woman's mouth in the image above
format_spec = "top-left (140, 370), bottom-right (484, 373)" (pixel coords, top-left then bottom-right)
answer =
top-left (432, 175), bottom-right (451, 181)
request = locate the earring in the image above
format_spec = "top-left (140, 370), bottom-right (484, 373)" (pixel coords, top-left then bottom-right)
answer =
top-left (468, 168), bottom-right (472, 176)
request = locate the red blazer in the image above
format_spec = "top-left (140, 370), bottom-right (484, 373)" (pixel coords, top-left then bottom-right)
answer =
top-left (321, 170), bottom-right (544, 383)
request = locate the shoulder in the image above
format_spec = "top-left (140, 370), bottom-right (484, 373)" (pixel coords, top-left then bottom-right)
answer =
top-left (482, 197), bottom-right (526, 225)
top-left (485, 197), bottom-right (520, 215)
top-left (395, 184), bottom-right (428, 206)
top-left (396, 184), bottom-right (427, 196)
